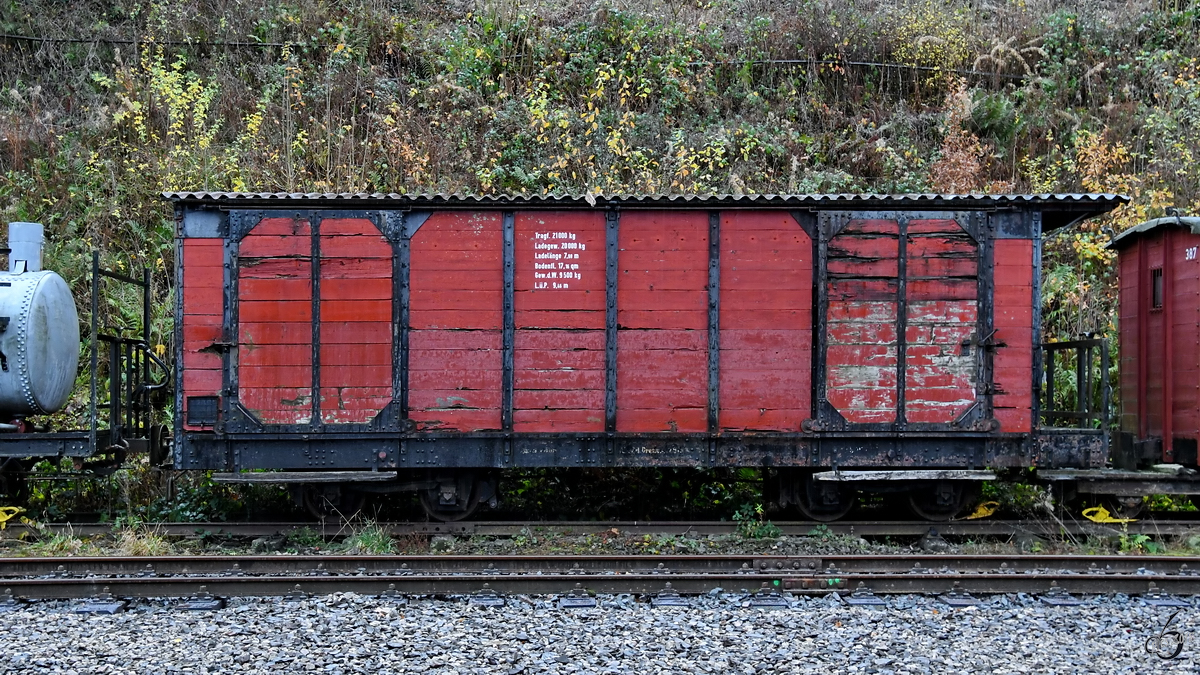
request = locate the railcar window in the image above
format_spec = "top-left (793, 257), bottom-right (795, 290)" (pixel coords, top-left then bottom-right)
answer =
top-left (1151, 267), bottom-right (1164, 309)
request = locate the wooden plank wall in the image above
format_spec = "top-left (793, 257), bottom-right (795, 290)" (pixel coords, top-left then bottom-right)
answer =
top-left (1120, 229), bottom-right (1200, 446)
top-left (903, 218), bottom-right (978, 424)
top-left (1118, 241), bottom-right (1139, 435)
top-left (407, 212), bottom-right (504, 431)
top-left (616, 211), bottom-right (709, 432)
top-left (318, 218), bottom-right (393, 423)
top-left (825, 218), bottom-right (901, 424)
top-left (513, 211), bottom-right (606, 432)
top-left (237, 217), bottom-right (314, 424)
top-left (181, 238), bottom-right (224, 428)
top-left (1174, 232), bottom-right (1200, 444)
top-left (718, 212), bottom-right (812, 430)
top-left (992, 239), bottom-right (1034, 432)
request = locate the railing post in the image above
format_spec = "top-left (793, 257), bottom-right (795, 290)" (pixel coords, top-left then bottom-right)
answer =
top-left (1045, 347), bottom-right (1055, 426)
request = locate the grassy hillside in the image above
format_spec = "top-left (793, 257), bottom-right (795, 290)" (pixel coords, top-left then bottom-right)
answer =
top-left (0, 0), bottom-right (1197, 517)
top-left (3, 0), bottom-right (1198, 340)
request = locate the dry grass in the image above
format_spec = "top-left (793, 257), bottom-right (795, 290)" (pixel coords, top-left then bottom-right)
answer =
top-left (114, 524), bottom-right (174, 556)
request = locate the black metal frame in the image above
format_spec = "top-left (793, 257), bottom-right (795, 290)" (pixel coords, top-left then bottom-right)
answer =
top-left (812, 210), bottom-right (989, 437)
top-left (1040, 338), bottom-right (1110, 431)
top-left (171, 201), bottom-right (1117, 474)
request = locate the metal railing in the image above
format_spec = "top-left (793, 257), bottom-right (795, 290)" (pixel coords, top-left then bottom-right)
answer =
top-left (1039, 338), bottom-right (1110, 430)
top-left (89, 252), bottom-right (170, 460)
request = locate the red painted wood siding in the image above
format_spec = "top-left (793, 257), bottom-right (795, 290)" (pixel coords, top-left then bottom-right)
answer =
top-left (1119, 229), bottom-right (1200, 447)
top-left (1174, 231), bottom-right (1200, 444)
top-left (826, 219), bottom-right (900, 424)
top-left (514, 211), bottom-right (606, 432)
top-left (992, 239), bottom-right (1034, 432)
top-left (1144, 236), bottom-right (1166, 438)
top-left (718, 211), bottom-right (812, 430)
top-left (904, 218), bottom-right (978, 425)
top-left (1118, 242), bottom-right (1139, 435)
top-left (408, 211), bottom-right (504, 431)
top-left (826, 217), bottom-right (980, 426)
top-left (318, 218), bottom-right (393, 424)
top-left (617, 211), bottom-right (709, 432)
top-left (181, 238), bottom-right (224, 428)
top-left (238, 217), bottom-right (313, 424)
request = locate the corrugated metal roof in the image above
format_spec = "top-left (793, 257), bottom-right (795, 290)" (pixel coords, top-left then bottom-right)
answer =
top-left (163, 192), bottom-right (1128, 232)
top-left (163, 191), bottom-right (1127, 208)
top-left (1108, 215), bottom-right (1200, 248)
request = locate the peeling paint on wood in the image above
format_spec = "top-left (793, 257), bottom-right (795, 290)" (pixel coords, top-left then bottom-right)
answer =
top-left (825, 217), bottom-right (982, 426)
top-left (182, 238), bottom-right (224, 429)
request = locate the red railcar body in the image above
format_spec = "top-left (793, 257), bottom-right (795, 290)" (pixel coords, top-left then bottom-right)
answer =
top-left (169, 193), bottom-right (1124, 501)
top-left (1111, 216), bottom-right (1200, 466)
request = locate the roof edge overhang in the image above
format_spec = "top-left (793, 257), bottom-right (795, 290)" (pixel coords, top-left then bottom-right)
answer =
top-left (164, 191), bottom-right (1128, 228)
top-left (1107, 215), bottom-right (1200, 249)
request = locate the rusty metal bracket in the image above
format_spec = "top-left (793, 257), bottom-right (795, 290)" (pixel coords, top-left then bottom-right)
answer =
top-left (650, 582), bottom-right (689, 608)
top-left (844, 582), bottom-right (885, 606)
top-left (1038, 581), bottom-right (1082, 606)
top-left (469, 584), bottom-right (505, 607)
top-left (559, 583), bottom-right (596, 608)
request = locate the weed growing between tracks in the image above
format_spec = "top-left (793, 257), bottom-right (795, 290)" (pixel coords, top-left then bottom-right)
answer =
top-left (339, 520), bottom-right (397, 555)
top-left (22, 524), bottom-right (95, 556)
top-left (113, 522), bottom-right (174, 556)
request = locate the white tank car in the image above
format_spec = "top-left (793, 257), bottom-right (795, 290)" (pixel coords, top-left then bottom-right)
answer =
top-left (0, 223), bottom-right (80, 417)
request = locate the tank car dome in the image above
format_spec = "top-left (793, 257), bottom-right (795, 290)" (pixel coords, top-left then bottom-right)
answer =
top-left (0, 223), bottom-right (80, 417)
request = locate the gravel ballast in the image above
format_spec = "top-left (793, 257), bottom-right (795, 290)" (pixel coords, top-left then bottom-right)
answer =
top-left (0, 592), bottom-right (1195, 674)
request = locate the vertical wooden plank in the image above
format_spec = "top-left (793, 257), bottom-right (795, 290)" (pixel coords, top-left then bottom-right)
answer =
top-left (407, 211), bottom-right (504, 431)
top-left (616, 210), bottom-right (709, 433)
top-left (181, 238), bottom-right (225, 429)
top-left (513, 211), bottom-right (606, 432)
top-left (319, 217), bottom-right (395, 424)
top-left (237, 217), bottom-right (314, 425)
top-left (992, 238), bottom-right (1034, 433)
top-left (718, 211), bottom-right (813, 431)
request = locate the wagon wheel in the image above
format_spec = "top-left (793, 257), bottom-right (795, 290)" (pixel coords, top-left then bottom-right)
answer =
top-left (794, 473), bottom-right (857, 522)
top-left (0, 458), bottom-right (29, 505)
top-left (301, 483), bottom-right (366, 520)
top-left (907, 481), bottom-right (980, 521)
top-left (1099, 495), bottom-right (1146, 520)
top-left (419, 475), bottom-right (483, 522)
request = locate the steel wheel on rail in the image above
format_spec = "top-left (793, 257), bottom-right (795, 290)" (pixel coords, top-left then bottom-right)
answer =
top-left (907, 481), bottom-right (980, 521)
top-left (1100, 495), bottom-right (1147, 520)
top-left (301, 483), bottom-right (366, 520)
top-left (419, 472), bottom-right (497, 522)
top-left (0, 458), bottom-right (28, 505)
top-left (794, 473), bottom-right (857, 522)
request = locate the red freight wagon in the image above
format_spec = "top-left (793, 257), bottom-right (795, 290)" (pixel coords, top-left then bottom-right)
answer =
top-left (1110, 215), bottom-right (1200, 469)
top-left (169, 192), bottom-right (1124, 519)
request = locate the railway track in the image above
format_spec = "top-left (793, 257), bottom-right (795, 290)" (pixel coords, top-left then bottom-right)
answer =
top-left (7, 516), bottom-right (1200, 539)
top-left (1, 553), bottom-right (1199, 603)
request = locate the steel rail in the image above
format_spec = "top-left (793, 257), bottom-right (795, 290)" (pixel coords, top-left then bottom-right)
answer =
top-left (3, 553), bottom-right (1200, 577)
top-left (1, 554), bottom-right (1199, 601)
top-left (6, 517), bottom-right (1200, 539)
top-left (1, 572), bottom-right (1198, 600)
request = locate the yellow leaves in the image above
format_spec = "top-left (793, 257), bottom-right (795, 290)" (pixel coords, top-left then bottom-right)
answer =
top-left (892, 0), bottom-right (971, 72)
